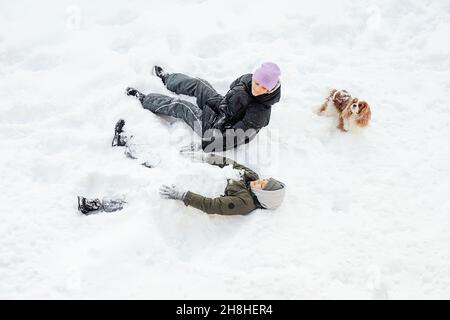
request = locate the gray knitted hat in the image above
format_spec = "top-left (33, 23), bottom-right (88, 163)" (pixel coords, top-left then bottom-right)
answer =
top-left (264, 178), bottom-right (284, 191)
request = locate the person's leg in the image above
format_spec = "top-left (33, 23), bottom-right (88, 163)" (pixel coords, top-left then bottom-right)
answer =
top-left (141, 93), bottom-right (203, 136)
top-left (126, 87), bottom-right (145, 102)
top-left (110, 119), bottom-right (160, 168)
top-left (77, 196), bottom-right (102, 214)
top-left (112, 119), bottom-right (128, 147)
top-left (162, 71), bottom-right (223, 110)
top-left (101, 197), bottom-right (126, 213)
top-left (77, 196), bottom-right (126, 215)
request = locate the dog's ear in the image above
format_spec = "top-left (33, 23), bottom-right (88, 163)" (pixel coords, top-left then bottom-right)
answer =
top-left (357, 101), bottom-right (369, 113)
top-left (356, 102), bottom-right (371, 127)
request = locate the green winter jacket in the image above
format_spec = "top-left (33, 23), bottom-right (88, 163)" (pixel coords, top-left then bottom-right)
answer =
top-left (182, 155), bottom-right (261, 215)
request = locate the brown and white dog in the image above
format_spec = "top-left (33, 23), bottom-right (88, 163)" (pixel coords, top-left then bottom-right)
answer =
top-left (319, 89), bottom-right (371, 132)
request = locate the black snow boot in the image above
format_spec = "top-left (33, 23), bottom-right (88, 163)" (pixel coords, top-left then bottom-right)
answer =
top-left (152, 65), bottom-right (169, 85)
top-left (77, 196), bottom-right (103, 215)
top-left (112, 119), bottom-right (127, 147)
top-left (126, 87), bottom-right (145, 102)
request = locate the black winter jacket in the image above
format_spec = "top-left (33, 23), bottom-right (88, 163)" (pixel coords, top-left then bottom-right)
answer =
top-left (201, 74), bottom-right (281, 151)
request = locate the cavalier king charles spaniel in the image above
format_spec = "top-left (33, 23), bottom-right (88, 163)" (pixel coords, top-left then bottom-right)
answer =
top-left (319, 89), bottom-right (371, 132)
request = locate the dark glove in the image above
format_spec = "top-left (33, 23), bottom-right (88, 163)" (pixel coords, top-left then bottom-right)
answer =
top-left (159, 185), bottom-right (186, 200)
top-left (212, 112), bottom-right (227, 130)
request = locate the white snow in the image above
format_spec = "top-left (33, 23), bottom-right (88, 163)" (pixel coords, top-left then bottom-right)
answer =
top-left (1, 0), bottom-right (450, 299)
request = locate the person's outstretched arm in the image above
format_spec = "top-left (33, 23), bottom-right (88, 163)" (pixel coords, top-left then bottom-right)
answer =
top-left (159, 185), bottom-right (255, 216)
top-left (183, 191), bottom-right (255, 216)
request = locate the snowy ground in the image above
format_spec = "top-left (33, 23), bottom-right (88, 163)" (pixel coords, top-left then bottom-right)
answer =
top-left (1, 0), bottom-right (450, 299)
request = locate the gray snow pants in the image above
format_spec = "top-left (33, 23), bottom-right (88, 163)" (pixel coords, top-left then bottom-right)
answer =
top-left (141, 73), bottom-right (223, 136)
top-left (102, 197), bottom-right (126, 212)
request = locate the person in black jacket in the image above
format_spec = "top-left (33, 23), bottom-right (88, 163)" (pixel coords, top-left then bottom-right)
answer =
top-left (126, 62), bottom-right (281, 152)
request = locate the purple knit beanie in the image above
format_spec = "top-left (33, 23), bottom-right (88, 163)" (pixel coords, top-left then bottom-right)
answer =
top-left (252, 62), bottom-right (281, 90)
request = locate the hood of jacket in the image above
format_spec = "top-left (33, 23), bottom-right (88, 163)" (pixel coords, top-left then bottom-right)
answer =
top-left (250, 184), bottom-right (286, 210)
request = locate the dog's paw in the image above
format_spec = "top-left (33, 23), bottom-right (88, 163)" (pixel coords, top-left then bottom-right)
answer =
top-left (317, 102), bottom-right (328, 115)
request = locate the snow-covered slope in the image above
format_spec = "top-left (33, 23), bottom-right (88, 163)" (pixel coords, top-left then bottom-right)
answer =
top-left (1, 0), bottom-right (449, 299)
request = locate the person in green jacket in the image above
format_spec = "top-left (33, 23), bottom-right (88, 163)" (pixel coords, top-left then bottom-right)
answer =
top-left (77, 153), bottom-right (285, 216)
top-left (159, 154), bottom-right (286, 215)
